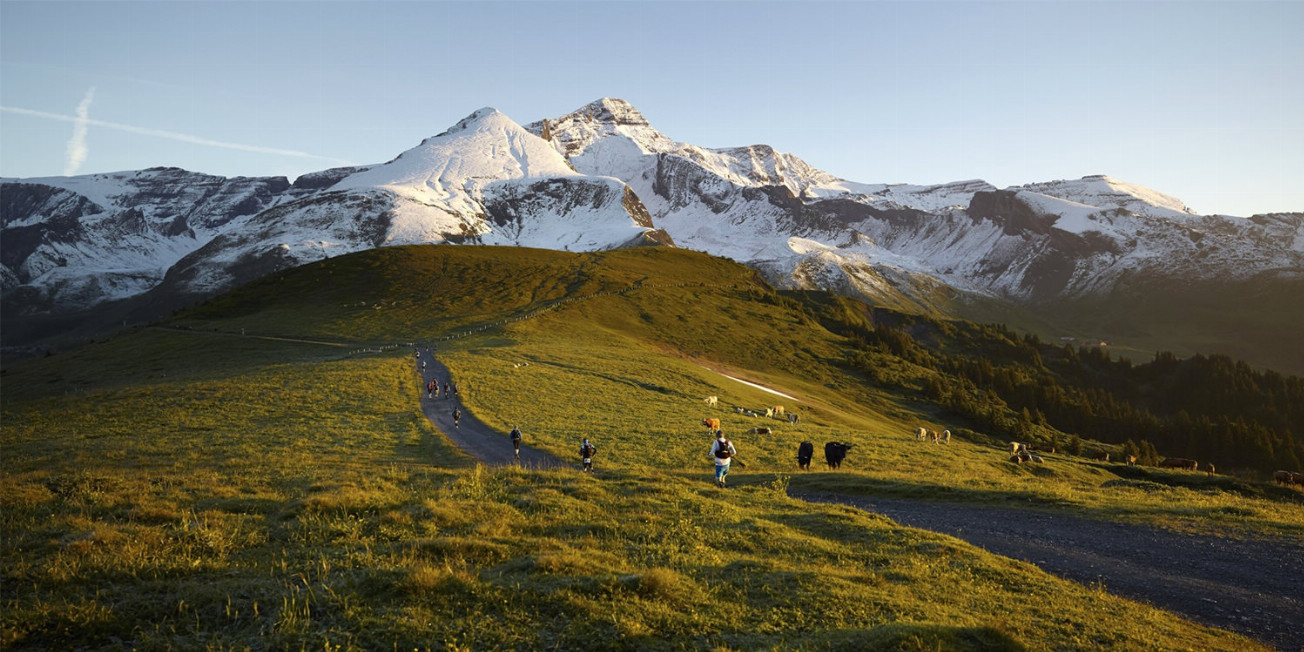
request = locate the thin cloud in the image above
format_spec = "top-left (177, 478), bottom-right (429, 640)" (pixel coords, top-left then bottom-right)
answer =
top-left (63, 87), bottom-right (96, 175)
top-left (2, 105), bottom-right (353, 166)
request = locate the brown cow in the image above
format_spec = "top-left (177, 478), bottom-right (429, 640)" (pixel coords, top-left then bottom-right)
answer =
top-left (748, 427), bottom-right (772, 435)
top-left (1091, 452), bottom-right (1110, 462)
top-left (702, 418), bottom-right (721, 431)
top-left (1206, 462), bottom-right (1216, 476)
top-left (1275, 470), bottom-right (1304, 486)
top-left (1159, 457), bottom-right (1198, 471)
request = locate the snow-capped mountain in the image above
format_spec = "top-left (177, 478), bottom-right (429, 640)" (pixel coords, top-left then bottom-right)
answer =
top-left (528, 98), bottom-right (1302, 305)
top-left (4, 97), bottom-right (1302, 370)
top-left (3, 106), bottom-right (665, 311)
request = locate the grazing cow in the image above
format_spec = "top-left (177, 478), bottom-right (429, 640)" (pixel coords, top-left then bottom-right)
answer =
top-left (735, 406), bottom-right (745, 414)
top-left (789, 413), bottom-right (800, 425)
top-left (1292, 473), bottom-right (1304, 487)
top-left (824, 442), bottom-right (853, 469)
top-left (704, 396), bottom-right (718, 408)
top-left (772, 406), bottom-right (785, 418)
top-left (796, 441), bottom-right (815, 471)
top-left (765, 408), bottom-right (774, 419)
top-left (702, 418), bottom-right (721, 432)
top-left (1009, 448), bottom-right (1043, 464)
top-left (1158, 457), bottom-right (1198, 470)
top-left (1126, 455), bottom-right (1137, 466)
top-left (1274, 470), bottom-right (1293, 485)
top-left (917, 428), bottom-right (929, 441)
top-left (941, 429), bottom-right (951, 444)
top-left (1206, 462), bottom-right (1216, 476)
top-left (748, 427), bottom-right (772, 435)
top-left (1091, 452), bottom-right (1110, 462)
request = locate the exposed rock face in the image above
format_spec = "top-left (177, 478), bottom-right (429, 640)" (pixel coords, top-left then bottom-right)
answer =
top-left (530, 99), bottom-right (1304, 308)
top-left (1, 169), bottom-right (292, 313)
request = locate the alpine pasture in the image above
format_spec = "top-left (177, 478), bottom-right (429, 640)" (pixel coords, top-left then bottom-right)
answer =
top-left (2, 245), bottom-right (1290, 650)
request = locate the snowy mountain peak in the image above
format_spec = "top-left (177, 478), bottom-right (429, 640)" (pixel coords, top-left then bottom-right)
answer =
top-left (579, 97), bottom-right (653, 128)
top-left (526, 98), bottom-right (676, 160)
top-left (335, 107), bottom-right (580, 205)
top-left (1013, 175), bottom-right (1195, 220)
top-left (434, 107), bottom-right (509, 138)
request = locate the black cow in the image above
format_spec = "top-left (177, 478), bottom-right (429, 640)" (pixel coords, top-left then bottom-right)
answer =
top-left (824, 441), bottom-right (853, 469)
top-left (796, 441), bottom-right (815, 470)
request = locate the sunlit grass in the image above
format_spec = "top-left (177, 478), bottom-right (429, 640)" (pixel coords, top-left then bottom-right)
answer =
top-left (1, 245), bottom-right (1286, 650)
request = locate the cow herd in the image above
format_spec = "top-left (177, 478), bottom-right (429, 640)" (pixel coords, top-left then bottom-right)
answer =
top-left (1010, 442), bottom-right (1227, 476)
top-left (697, 396), bottom-right (1302, 486)
top-left (703, 395), bottom-right (801, 426)
top-left (915, 427), bottom-right (951, 444)
top-left (792, 440), bottom-right (855, 470)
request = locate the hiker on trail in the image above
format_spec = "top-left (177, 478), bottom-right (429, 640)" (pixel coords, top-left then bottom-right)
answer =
top-left (579, 438), bottom-right (596, 473)
top-left (453, 408), bottom-right (461, 429)
top-left (710, 432), bottom-right (737, 488)
top-left (510, 425), bottom-right (522, 460)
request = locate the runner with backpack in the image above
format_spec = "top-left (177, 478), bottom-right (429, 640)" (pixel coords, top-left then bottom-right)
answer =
top-left (710, 431), bottom-right (738, 488)
top-left (452, 407), bottom-right (461, 429)
top-left (579, 438), bottom-right (596, 473)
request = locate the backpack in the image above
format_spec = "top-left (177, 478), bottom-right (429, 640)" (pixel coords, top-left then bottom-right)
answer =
top-left (581, 444), bottom-right (595, 458)
top-left (714, 439), bottom-right (732, 459)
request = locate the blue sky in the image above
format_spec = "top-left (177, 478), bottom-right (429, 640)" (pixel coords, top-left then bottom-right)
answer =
top-left (2, 1), bottom-right (1301, 216)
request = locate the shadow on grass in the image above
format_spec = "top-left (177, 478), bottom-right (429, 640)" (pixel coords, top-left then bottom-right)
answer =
top-left (827, 622), bottom-right (1028, 652)
top-left (783, 473), bottom-right (1081, 510)
top-left (1102, 464), bottom-right (1304, 505)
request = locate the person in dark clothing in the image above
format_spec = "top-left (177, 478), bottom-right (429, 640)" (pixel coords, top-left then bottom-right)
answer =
top-left (579, 438), bottom-right (596, 473)
top-left (510, 425), bottom-right (523, 459)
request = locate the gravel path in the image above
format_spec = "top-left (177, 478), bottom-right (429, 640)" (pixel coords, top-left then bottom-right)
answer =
top-left (416, 350), bottom-right (566, 469)
top-left (798, 493), bottom-right (1304, 651)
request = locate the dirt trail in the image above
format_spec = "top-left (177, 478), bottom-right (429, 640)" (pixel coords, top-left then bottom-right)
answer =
top-left (798, 492), bottom-right (1304, 651)
top-left (416, 350), bottom-right (566, 469)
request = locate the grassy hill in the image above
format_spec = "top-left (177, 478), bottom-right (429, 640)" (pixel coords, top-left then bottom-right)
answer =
top-left (3, 245), bottom-right (1296, 650)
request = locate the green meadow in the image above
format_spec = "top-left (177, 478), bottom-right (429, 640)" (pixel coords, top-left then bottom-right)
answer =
top-left (3, 245), bottom-right (1295, 650)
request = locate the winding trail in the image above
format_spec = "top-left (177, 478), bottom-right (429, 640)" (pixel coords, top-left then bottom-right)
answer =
top-left (156, 327), bottom-right (1301, 648)
top-left (415, 350), bottom-right (566, 469)
top-left (799, 493), bottom-right (1304, 651)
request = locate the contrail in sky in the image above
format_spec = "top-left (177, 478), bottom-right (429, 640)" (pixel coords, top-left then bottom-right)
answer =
top-left (2, 105), bottom-right (353, 166)
top-left (63, 87), bottom-right (96, 175)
